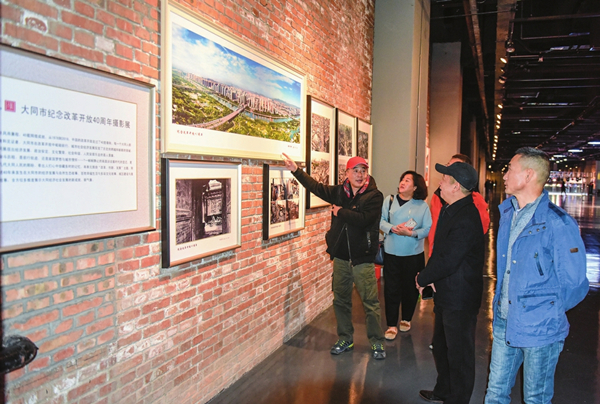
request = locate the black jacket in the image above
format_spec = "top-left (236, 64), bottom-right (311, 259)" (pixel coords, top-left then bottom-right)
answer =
top-left (292, 169), bottom-right (383, 265)
top-left (417, 194), bottom-right (484, 312)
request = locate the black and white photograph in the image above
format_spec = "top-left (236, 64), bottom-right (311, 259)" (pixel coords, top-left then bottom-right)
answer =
top-left (175, 178), bottom-right (231, 243)
top-left (163, 159), bottom-right (241, 267)
top-left (263, 164), bottom-right (305, 240)
top-left (305, 96), bottom-right (336, 208)
top-left (357, 119), bottom-right (373, 174)
top-left (336, 109), bottom-right (356, 185)
top-left (270, 177), bottom-right (300, 224)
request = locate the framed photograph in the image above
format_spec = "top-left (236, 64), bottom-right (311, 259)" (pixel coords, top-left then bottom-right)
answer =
top-left (357, 119), bottom-right (373, 174)
top-left (305, 96), bottom-right (335, 208)
top-left (162, 159), bottom-right (241, 267)
top-left (262, 164), bottom-right (305, 240)
top-left (336, 109), bottom-right (357, 185)
top-left (0, 45), bottom-right (155, 252)
top-left (162, 2), bottom-right (306, 161)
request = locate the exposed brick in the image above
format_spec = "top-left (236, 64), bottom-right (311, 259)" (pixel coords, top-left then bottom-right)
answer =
top-left (55, 319), bottom-right (73, 334)
top-left (63, 296), bottom-right (103, 317)
top-left (75, 1), bottom-right (96, 18)
top-left (2, 272), bottom-right (21, 285)
top-left (62, 11), bottom-right (104, 34)
top-left (48, 20), bottom-right (72, 39)
top-left (53, 346), bottom-right (75, 362)
top-left (3, 304), bottom-right (24, 320)
top-left (26, 297), bottom-right (50, 311)
top-left (12, 0), bottom-right (58, 18)
top-left (0, 3), bottom-right (23, 22)
top-left (52, 261), bottom-right (74, 276)
top-left (74, 30), bottom-right (95, 48)
top-left (6, 249), bottom-right (59, 268)
top-left (53, 290), bottom-right (75, 304)
top-left (23, 266), bottom-right (49, 280)
top-left (38, 329), bottom-right (84, 353)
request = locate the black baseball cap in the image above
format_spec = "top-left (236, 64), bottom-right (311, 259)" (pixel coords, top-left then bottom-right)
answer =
top-left (435, 162), bottom-right (478, 191)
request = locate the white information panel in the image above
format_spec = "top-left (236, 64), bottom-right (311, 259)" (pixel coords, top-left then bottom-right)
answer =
top-left (1, 77), bottom-right (138, 222)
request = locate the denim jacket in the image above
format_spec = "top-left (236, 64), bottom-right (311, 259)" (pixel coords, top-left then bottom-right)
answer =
top-left (494, 191), bottom-right (589, 347)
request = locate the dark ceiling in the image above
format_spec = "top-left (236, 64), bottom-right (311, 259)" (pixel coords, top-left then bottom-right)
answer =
top-left (431, 0), bottom-right (600, 170)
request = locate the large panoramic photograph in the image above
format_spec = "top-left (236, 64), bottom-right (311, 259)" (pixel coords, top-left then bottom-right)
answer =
top-left (163, 6), bottom-right (305, 160)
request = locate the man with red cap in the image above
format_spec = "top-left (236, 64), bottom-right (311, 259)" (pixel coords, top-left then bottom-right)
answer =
top-left (282, 153), bottom-right (386, 359)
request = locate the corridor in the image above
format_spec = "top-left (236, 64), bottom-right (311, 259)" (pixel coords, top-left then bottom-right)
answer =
top-left (208, 193), bottom-right (600, 404)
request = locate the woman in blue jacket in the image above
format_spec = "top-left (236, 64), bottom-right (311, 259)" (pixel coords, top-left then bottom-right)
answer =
top-left (380, 171), bottom-right (432, 339)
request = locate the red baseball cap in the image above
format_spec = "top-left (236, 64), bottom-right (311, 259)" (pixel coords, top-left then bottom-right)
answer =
top-left (346, 156), bottom-right (369, 170)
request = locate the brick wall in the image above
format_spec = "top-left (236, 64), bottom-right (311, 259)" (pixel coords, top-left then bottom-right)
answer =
top-left (1, 0), bottom-right (375, 403)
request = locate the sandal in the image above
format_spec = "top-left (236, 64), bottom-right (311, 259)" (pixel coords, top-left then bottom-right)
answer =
top-left (384, 327), bottom-right (398, 340)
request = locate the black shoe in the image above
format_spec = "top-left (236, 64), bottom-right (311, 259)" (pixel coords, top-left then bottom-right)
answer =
top-left (330, 340), bottom-right (354, 355)
top-left (371, 343), bottom-right (386, 360)
top-left (419, 390), bottom-right (444, 403)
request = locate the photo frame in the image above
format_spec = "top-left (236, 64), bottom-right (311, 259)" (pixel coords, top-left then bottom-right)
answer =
top-left (357, 118), bottom-right (373, 174)
top-left (162, 2), bottom-right (306, 161)
top-left (336, 109), bottom-right (357, 185)
top-left (162, 159), bottom-right (241, 267)
top-left (0, 45), bottom-right (155, 252)
top-left (305, 96), bottom-right (336, 208)
top-left (262, 164), bottom-right (305, 240)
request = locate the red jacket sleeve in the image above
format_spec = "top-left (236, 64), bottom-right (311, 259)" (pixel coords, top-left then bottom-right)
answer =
top-left (428, 194), bottom-right (442, 256)
top-left (472, 192), bottom-right (490, 234)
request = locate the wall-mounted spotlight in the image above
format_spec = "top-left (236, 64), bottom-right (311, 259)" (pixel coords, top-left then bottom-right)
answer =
top-left (498, 75), bottom-right (507, 84)
top-left (498, 104), bottom-right (503, 109)
top-left (500, 57), bottom-right (507, 64)
top-left (496, 114), bottom-right (502, 119)
top-left (505, 40), bottom-right (515, 53)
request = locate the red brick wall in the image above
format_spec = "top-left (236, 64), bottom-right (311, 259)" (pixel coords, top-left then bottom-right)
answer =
top-left (1, 0), bottom-right (375, 402)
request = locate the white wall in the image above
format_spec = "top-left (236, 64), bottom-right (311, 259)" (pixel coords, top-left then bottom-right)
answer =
top-left (428, 42), bottom-right (463, 198)
top-left (372, 0), bottom-right (430, 197)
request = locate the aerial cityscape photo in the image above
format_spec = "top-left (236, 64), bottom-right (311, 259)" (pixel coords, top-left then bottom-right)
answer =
top-left (171, 21), bottom-right (302, 143)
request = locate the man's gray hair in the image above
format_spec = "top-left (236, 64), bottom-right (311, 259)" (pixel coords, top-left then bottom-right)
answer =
top-left (515, 147), bottom-right (550, 185)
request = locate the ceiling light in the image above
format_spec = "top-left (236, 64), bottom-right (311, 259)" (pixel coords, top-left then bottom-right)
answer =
top-left (568, 149), bottom-right (582, 153)
top-left (506, 40), bottom-right (515, 53)
top-left (500, 57), bottom-right (507, 64)
top-left (554, 154), bottom-right (565, 158)
top-left (587, 141), bottom-right (600, 145)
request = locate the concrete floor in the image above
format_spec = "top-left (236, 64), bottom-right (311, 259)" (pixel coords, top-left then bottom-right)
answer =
top-left (208, 193), bottom-right (600, 404)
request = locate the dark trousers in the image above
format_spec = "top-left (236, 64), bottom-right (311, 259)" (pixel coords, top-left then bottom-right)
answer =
top-left (432, 305), bottom-right (478, 404)
top-left (383, 252), bottom-right (424, 326)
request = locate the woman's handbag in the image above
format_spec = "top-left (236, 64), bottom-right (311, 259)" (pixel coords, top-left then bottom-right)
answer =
top-left (374, 239), bottom-right (385, 265)
top-left (374, 195), bottom-right (394, 266)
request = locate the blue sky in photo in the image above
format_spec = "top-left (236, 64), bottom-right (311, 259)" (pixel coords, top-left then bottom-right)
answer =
top-left (172, 21), bottom-right (301, 108)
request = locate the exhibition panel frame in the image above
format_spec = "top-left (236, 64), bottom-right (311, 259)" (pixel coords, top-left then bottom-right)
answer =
top-left (0, 45), bottom-right (156, 252)
top-left (356, 118), bottom-right (373, 175)
top-left (335, 109), bottom-right (357, 185)
top-left (305, 96), bottom-right (336, 209)
top-left (162, 159), bottom-right (242, 267)
top-left (262, 164), bottom-right (306, 240)
top-left (162, 1), bottom-right (307, 162)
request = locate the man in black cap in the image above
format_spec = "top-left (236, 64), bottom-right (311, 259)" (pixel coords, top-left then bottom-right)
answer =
top-left (416, 162), bottom-right (485, 404)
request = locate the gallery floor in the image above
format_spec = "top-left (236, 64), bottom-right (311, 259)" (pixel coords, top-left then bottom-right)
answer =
top-left (207, 192), bottom-right (600, 404)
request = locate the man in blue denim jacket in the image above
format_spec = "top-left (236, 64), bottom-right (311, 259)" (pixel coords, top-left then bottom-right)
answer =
top-left (484, 147), bottom-right (589, 404)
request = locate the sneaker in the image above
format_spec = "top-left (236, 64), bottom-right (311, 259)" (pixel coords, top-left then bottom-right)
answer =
top-left (399, 320), bottom-right (411, 332)
top-left (330, 340), bottom-right (354, 355)
top-left (371, 343), bottom-right (386, 360)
